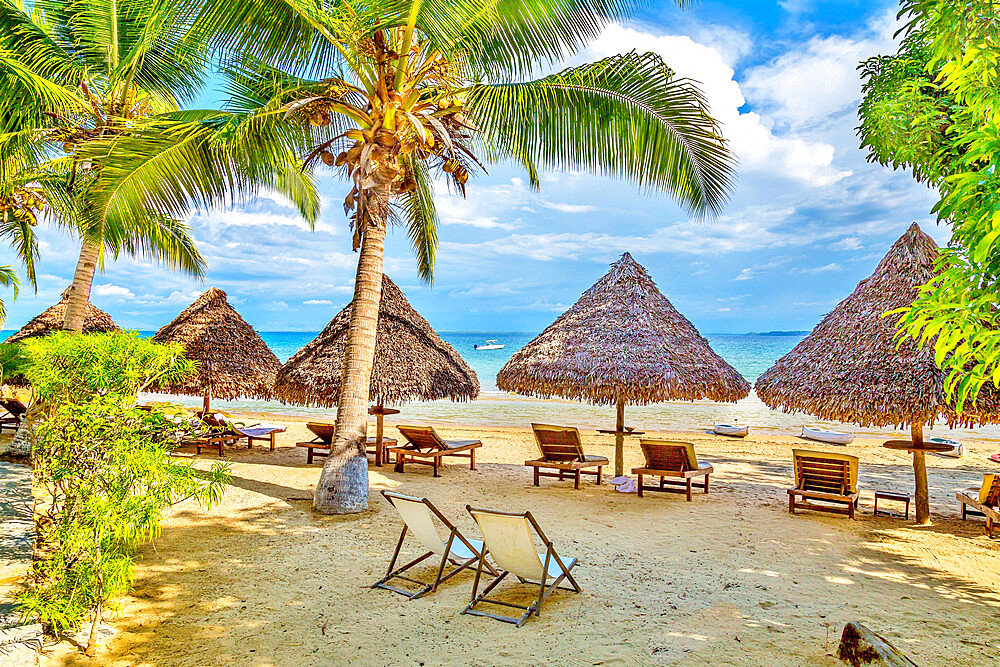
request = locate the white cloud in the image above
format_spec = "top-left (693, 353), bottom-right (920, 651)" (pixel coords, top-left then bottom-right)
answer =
top-left (833, 237), bottom-right (863, 251)
top-left (742, 11), bottom-right (897, 130)
top-left (303, 299), bottom-right (332, 305)
top-left (541, 201), bottom-right (598, 214)
top-left (800, 262), bottom-right (842, 274)
top-left (734, 268), bottom-right (754, 281)
top-left (93, 284), bottom-right (134, 299)
top-left (579, 24), bottom-right (851, 185)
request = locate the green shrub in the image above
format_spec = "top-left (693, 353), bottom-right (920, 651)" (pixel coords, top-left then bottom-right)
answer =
top-left (15, 332), bottom-right (229, 652)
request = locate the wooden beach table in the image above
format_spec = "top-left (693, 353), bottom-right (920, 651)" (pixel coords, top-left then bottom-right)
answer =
top-left (597, 423), bottom-right (644, 477)
top-left (883, 439), bottom-right (954, 524)
top-left (369, 405), bottom-right (400, 466)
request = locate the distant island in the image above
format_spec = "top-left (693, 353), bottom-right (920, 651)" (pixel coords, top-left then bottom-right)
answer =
top-left (752, 330), bottom-right (809, 336)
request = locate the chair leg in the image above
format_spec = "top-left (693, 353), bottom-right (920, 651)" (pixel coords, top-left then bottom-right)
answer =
top-left (596, 466), bottom-right (602, 485)
top-left (307, 449), bottom-right (314, 464)
top-left (574, 469), bottom-right (580, 490)
top-left (962, 503), bottom-right (967, 520)
top-left (686, 478), bottom-right (692, 502)
top-left (533, 466), bottom-right (539, 486)
top-left (433, 457), bottom-right (439, 477)
top-left (789, 493), bottom-right (795, 514)
top-left (704, 474), bottom-right (709, 494)
top-left (470, 448), bottom-right (476, 470)
top-left (637, 474), bottom-right (643, 497)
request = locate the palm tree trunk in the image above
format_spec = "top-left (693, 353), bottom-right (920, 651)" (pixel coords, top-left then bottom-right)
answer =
top-left (63, 241), bottom-right (100, 332)
top-left (313, 215), bottom-right (387, 514)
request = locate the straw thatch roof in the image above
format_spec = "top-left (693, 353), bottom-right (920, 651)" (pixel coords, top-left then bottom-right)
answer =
top-left (151, 287), bottom-right (280, 401)
top-left (497, 253), bottom-right (750, 405)
top-left (274, 275), bottom-right (479, 406)
top-left (6, 290), bottom-right (119, 343)
top-left (755, 223), bottom-right (1000, 428)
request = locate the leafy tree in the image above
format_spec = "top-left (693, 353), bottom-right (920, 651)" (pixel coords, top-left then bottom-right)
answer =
top-left (0, 0), bottom-right (320, 331)
top-left (14, 332), bottom-right (229, 653)
top-left (174, 0), bottom-right (736, 513)
top-left (858, 0), bottom-right (1000, 409)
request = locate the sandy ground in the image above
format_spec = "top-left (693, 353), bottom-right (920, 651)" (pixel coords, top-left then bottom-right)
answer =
top-left (36, 417), bottom-right (1000, 666)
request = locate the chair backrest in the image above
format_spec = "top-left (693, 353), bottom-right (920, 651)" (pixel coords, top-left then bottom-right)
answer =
top-left (638, 440), bottom-right (697, 472)
top-left (396, 425), bottom-right (445, 450)
top-left (468, 507), bottom-right (545, 581)
top-left (980, 474), bottom-right (1000, 506)
top-left (1, 398), bottom-right (27, 416)
top-left (531, 424), bottom-right (585, 462)
top-left (382, 491), bottom-right (449, 555)
top-left (792, 449), bottom-right (859, 496)
top-left (306, 421), bottom-right (335, 443)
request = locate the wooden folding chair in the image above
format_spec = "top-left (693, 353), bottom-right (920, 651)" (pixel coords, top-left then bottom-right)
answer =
top-left (389, 425), bottom-right (481, 477)
top-left (373, 491), bottom-right (497, 599)
top-left (0, 398), bottom-right (28, 431)
top-left (462, 506), bottom-right (580, 627)
top-left (296, 421), bottom-right (396, 464)
top-left (788, 449), bottom-right (860, 519)
top-left (957, 474), bottom-right (1000, 538)
top-left (525, 423), bottom-right (608, 489)
top-left (632, 440), bottom-right (713, 500)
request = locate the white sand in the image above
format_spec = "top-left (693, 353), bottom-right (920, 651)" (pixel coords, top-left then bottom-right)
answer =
top-left (42, 418), bottom-right (1000, 665)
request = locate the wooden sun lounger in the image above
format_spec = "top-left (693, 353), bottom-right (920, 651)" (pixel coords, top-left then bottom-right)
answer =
top-left (788, 449), bottom-right (860, 519)
top-left (0, 398), bottom-right (28, 431)
top-left (192, 412), bottom-right (250, 456)
top-left (957, 474), bottom-right (1000, 538)
top-left (631, 439), bottom-right (713, 500)
top-left (219, 416), bottom-right (286, 451)
top-left (525, 423), bottom-right (607, 489)
top-left (295, 421), bottom-right (396, 464)
top-left (388, 425), bottom-right (481, 477)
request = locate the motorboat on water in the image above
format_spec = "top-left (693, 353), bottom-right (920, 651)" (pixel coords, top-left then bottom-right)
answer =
top-left (929, 437), bottom-right (965, 458)
top-left (714, 422), bottom-right (749, 438)
top-left (800, 425), bottom-right (854, 445)
top-left (474, 339), bottom-right (505, 350)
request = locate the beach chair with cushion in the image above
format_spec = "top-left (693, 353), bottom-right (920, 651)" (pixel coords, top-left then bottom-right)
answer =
top-left (525, 424), bottom-right (608, 489)
top-left (373, 491), bottom-right (497, 599)
top-left (0, 398), bottom-right (28, 431)
top-left (462, 506), bottom-right (581, 627)
top-left (631, 439), bottom-right (713, 500)
top-left (295, 421), bottom-right (398, 464)
top-left (788, 449), bottom-right (860, 519)
top-left (957, 474), bottom-right (1000, 538)
top-left (218, 415), bottom-right (286, 451)
top-left (389, 425), bottom-right (481, 477)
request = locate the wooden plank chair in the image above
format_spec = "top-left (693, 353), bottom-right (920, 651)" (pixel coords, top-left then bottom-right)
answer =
top-left (0, 398), bottom-right (27, 431)
top-left (218, 415), bottom-right (286, 451)
top-left (462, 506), bottom-right (580, 627)
top-left (957, 473), bottom-right (1000, 538)
top-left (372, 491), bottom-right (497, 599)
top-left (632, 439), bottom-right (713, 500)
top-left (525, 423), bottom-right (608, 489)
top-left (388, 425), bottom-right (481, 477)
top-left (788, 449), bottom-right (860, 519)
top-left (295, 421), bottom-right (396, 464)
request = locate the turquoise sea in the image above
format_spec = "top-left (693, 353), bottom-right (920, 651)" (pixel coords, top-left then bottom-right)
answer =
top-left (113, 330), bottom-right (1000, 442)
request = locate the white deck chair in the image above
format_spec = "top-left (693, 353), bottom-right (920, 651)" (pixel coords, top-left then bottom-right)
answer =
top-left (462, 506), bottom-right (580, 627)
top-left (373, 491), bottom-right (497, 599)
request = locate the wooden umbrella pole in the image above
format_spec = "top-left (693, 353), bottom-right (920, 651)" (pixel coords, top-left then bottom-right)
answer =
top-left (615, 397), bottom-right (625, 478)
top-left (911, 423), bottom-right (930, 524)
top-left (375, 400), bottom-right (384, 467)
top-left (202, 390), bottom-right (210, 415)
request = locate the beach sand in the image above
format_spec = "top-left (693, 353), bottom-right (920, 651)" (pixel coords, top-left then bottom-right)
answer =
top-left (39, 417), bottom-right (1000, 666)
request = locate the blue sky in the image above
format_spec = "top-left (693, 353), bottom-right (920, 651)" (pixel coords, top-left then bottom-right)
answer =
top-left (3, 0), bottom-right (943, 335)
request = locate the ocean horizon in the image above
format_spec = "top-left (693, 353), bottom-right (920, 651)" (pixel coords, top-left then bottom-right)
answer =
top-left (5, 329), bottom-right (996, 442)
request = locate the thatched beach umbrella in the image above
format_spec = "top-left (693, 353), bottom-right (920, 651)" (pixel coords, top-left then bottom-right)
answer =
top-left (6, 289), bottom-right (118, 343)
top-left (497, 252), bottom-right (750, 477)
top-left (151, 287), bottom-right (281, 413)
top-left (755, 223), bottom-right (1000, 524)
top-left (274, 275), bottom-right (479, 461)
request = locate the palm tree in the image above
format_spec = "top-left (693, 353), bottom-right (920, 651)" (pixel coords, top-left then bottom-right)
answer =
top-left (0, 0), bottom-right (320, 331)
top-left (178, 0), bottom-right (738, 513)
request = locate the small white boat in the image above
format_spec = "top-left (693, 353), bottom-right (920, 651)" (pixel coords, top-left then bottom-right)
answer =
top-left (800, 425), bottom-right (854, 445)
top-left (714, 422), bottom-right (749, 438)
top-left (930, 437), bottom-right (965, 458)
top-left (474, 339), bottom-right (505, 350)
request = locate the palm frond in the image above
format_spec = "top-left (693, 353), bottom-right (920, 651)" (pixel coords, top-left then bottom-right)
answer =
top-left (468, 50), bottom-right (736, 216)
top-left (99, 210), bottom-right (207, 276)
top-left (0, 264), bottom-right (20, 325)
top-left (399, 154), bottom-right (438, 282)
